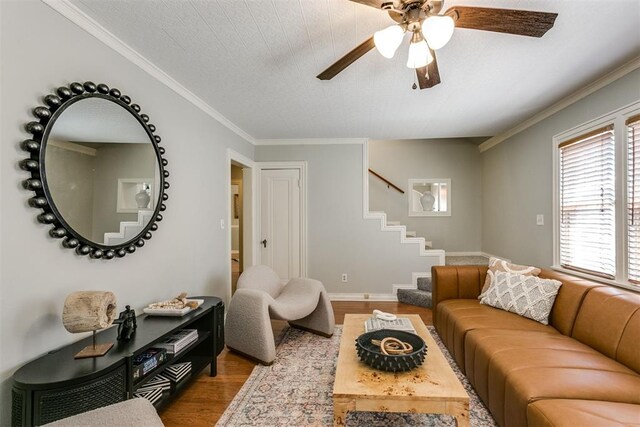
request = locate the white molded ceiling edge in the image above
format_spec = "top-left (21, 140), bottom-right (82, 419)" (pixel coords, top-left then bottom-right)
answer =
top-left (254, 138), bottom-right (367, 146)
top-left (41, 0), bottom-right (257, 145)
top-left (479, 56), bottom-right (640, 153)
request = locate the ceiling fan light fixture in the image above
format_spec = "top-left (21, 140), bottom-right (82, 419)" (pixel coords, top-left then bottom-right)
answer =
top-left (373, 25), bottom-right (405, 59)
top-left (422, 15), bottom-right (455, 50)
top-left (406, 38), bottom-right (432, 69)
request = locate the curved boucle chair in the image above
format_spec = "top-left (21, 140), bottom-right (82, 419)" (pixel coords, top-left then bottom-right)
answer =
top-left (225, 265), bottom-right (335, 365)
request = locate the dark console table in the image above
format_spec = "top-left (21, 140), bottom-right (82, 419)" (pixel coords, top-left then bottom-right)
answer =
top-left (12, 296), bottom-right (224, 426)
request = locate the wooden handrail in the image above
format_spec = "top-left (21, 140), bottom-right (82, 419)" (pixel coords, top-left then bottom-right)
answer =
top-left (368, 169), bottom-right (405, 194)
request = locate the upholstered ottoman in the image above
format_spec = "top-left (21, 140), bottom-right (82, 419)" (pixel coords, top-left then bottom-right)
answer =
top-left (43, 398), bottom-right (163, 426)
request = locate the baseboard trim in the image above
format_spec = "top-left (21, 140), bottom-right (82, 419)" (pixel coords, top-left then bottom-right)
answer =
top-left (328, 293), bottom-right (398, 302)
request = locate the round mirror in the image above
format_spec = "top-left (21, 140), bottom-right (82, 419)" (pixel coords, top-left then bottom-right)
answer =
top-left (20, 82), bottom-right (169, 259)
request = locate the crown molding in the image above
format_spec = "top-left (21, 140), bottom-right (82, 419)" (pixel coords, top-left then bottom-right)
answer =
top-left (479, 56), bottom-right (640, 153)
top-left (255, 138), bottom-right (368, 146)
top-left (41, 0), bottom-right (257, 145)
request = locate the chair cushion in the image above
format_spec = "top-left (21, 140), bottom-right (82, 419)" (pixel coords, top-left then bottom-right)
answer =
top-left (237, 265), bottom-right (283, 298)
top-left (268, 278), bottom-right (323, 321)
top-left (527, 399), bottom-right (640, 427)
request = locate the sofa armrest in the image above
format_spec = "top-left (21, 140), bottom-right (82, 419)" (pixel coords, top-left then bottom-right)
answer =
top-left (431, 265), bottom-right (488, 328)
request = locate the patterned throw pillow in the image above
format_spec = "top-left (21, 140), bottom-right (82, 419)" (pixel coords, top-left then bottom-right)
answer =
top-left (480, 257), bottom-right (541, 297)
top-left (479, 271), bottom-right (562, 325)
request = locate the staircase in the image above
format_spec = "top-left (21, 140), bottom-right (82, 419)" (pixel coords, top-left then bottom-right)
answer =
top-left (397, 276), bottom-right (433, 308)
top-left (103, 209), bottom-right (154, 245)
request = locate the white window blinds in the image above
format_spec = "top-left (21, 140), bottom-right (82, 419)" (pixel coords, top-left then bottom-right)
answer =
top-left (559, 126), bottom-right (615, 279)
top-left (627, 115), bottom-right (640, 284)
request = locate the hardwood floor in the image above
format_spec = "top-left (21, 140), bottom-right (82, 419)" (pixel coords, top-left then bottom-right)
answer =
top-left (160, 301), bottom-right (432, 426)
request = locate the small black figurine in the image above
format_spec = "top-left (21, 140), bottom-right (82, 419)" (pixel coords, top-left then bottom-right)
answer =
top-left (114, 305), bottom-right (137, 341)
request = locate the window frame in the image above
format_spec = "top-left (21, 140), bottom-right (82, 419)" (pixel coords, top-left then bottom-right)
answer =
top-left (552, 101), bottom-right (640, 291)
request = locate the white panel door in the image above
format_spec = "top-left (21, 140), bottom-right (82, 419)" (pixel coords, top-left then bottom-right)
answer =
top-left (260, 169), bottom-right (300, 282)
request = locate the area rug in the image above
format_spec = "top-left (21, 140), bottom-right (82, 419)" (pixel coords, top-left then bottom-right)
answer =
top-left (216, 326), bottom-right (497, 426)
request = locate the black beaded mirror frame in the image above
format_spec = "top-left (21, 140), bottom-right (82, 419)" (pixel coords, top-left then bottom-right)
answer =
top-left (19, 81), bottom-right (169, 259)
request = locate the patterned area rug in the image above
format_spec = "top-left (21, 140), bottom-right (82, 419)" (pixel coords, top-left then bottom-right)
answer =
top-left (216, 326), bottom-right (497, 426)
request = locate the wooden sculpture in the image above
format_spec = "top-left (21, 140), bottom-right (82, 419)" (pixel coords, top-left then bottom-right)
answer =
top-left (62, 291), bottom-right (117, 358)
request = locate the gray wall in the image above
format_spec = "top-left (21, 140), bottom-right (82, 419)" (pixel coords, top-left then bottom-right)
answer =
top-left (255, 144), bottom-right (433, 294)
top-left (91, 142), bottom-right (158, 242)
top-left (369, 139), bottom-right (482, 252)
top-left (0, 1), bottom-right (254, 422)
top-left (45, 143), bottom-right (96, 238)
top-left (481, 69), bottom-right (640, 266)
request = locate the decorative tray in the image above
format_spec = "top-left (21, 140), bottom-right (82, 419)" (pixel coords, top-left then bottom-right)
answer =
top-left (355, 329), bottom-right (427, 372)
top-left (143, 299), bottom-right (204, 317)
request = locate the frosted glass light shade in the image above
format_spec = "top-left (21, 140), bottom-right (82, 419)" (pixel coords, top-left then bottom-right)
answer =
top-left (422, 15), bottom-right (455, 50)
top-left (406, 39), bottom-right (433, 69)
top-left (374, 25), bottom-right (404, 59)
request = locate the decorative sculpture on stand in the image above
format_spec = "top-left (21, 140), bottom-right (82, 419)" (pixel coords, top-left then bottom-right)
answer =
top-left (62, 291), bottom-right (117, 359)
top-left (114, 305), bottom-right (137, 341)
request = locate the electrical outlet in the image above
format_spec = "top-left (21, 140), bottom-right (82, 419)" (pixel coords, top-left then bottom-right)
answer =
top-left (364, 293), bottom-right (370, 300)
top-left (220, 219), bottom-right (225, 229)
top-left (341, 273), bottom-right (348, 282)
top-left (536, 214), bottom-right (544, 226)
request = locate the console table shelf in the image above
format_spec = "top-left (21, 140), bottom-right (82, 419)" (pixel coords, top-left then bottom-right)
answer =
top-left (12, 296), bottom-right (224, 427)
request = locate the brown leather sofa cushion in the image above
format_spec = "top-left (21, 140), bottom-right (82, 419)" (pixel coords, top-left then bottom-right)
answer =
top-left (527, 399), bottom-right (640, 427)
top-left (572, 286), bottom-right (640, 373)
top-left (464, 328), bottom-right (640, 426)
top-left (538, 269), bottom-right (603, 336)
top-left (437, 299), bottom-right (556, 372)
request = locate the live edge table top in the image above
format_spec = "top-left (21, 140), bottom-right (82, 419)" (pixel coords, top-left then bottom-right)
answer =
top-left (332, 314), bottom-right (469, 426)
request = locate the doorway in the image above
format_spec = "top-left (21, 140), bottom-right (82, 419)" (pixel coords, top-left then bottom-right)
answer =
top-left (227, 149), bottom-right (255, 303)
top-left (258, 162), bottom-right (307, 282)
top-left (231, 164), bottom-right (243, 294)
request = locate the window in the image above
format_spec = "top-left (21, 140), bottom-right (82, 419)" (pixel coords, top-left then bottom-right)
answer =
top-left (554, 102), bottom-right (640, 289)
top-left (559, 126), bottom-right (616, 278)
top-left (627, 114), bottom-right (640, 282)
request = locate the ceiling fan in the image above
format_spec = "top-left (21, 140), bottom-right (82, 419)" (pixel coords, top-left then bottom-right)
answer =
top-left (317, 0), bottom-right (558, 89)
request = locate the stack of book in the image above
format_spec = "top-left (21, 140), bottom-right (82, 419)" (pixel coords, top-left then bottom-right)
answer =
top-left (132, 348), bottom-right (168, 381)
top-left (133, 387), bottom-right (163, 405)
top-left (165, 361), bottom-right (192, 383)
top-left (364, 317), bottom-right (416, 334)
top-left (136, 373), bottom-right (171, 393)
top-left (154, 329), bottom-right (198, 354)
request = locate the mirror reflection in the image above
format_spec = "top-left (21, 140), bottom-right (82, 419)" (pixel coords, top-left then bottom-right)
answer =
top-left (45, 97), bottom-right (160, 246)
top-left (408, 178), bottom-right (451, 217)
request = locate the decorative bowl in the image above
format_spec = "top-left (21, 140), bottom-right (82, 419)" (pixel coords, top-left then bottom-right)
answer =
top-left (355, 329), bottom-right (427, 372)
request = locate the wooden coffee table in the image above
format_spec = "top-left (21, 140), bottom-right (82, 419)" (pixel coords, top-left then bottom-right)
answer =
top-left (333, 314), bottom-right (469, 426)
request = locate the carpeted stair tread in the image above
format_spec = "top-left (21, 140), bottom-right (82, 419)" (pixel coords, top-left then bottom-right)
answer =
top-left (417, 277), bottom-right (432, 292)
top-left (397, 288), bottom-right (432, 309)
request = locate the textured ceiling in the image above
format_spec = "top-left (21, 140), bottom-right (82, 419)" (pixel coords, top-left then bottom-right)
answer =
top-left (50, 97), bottom-right (151, 143)
top-left (71, 0), bottom-right (640, 140)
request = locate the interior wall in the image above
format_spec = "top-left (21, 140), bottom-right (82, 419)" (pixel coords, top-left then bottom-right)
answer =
top-left (368, 139), bottom-right (482, 252)
top-left (255, 144), bottom-right (431, 294)
top-left (45, 143), bottom-right (96, 238)
top-left (0, 1), bottom-right (254, 422)
top-left (481, 68), bottom-right (640, 267)
top-left (91, 143), bottom-right (158, 241)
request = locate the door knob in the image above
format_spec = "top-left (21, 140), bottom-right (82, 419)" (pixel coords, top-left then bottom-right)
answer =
top-left (261, 239), bottom-right (267, 248)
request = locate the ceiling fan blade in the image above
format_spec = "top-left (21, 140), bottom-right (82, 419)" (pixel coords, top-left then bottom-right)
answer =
top-left (445, 6), bottom-right (558, 37)
top-left (416, 50), bottom-right (441, 89)
top-left (317, 36), bottom-right (375, 80)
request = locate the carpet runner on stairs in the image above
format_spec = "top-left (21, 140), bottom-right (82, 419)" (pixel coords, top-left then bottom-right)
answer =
top-left (397, 277), bottom-right (432, 308)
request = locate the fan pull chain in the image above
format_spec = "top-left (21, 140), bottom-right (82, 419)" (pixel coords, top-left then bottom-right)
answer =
top-left (412, 72), bottom-right (417, 90)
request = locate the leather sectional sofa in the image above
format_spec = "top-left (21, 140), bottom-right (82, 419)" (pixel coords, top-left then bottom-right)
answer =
top-left (431, 265), bottom-right (640, 427)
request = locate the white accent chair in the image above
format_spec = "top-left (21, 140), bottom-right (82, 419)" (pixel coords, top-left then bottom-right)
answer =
top-left (225, 265), bottom-right (335, 365)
